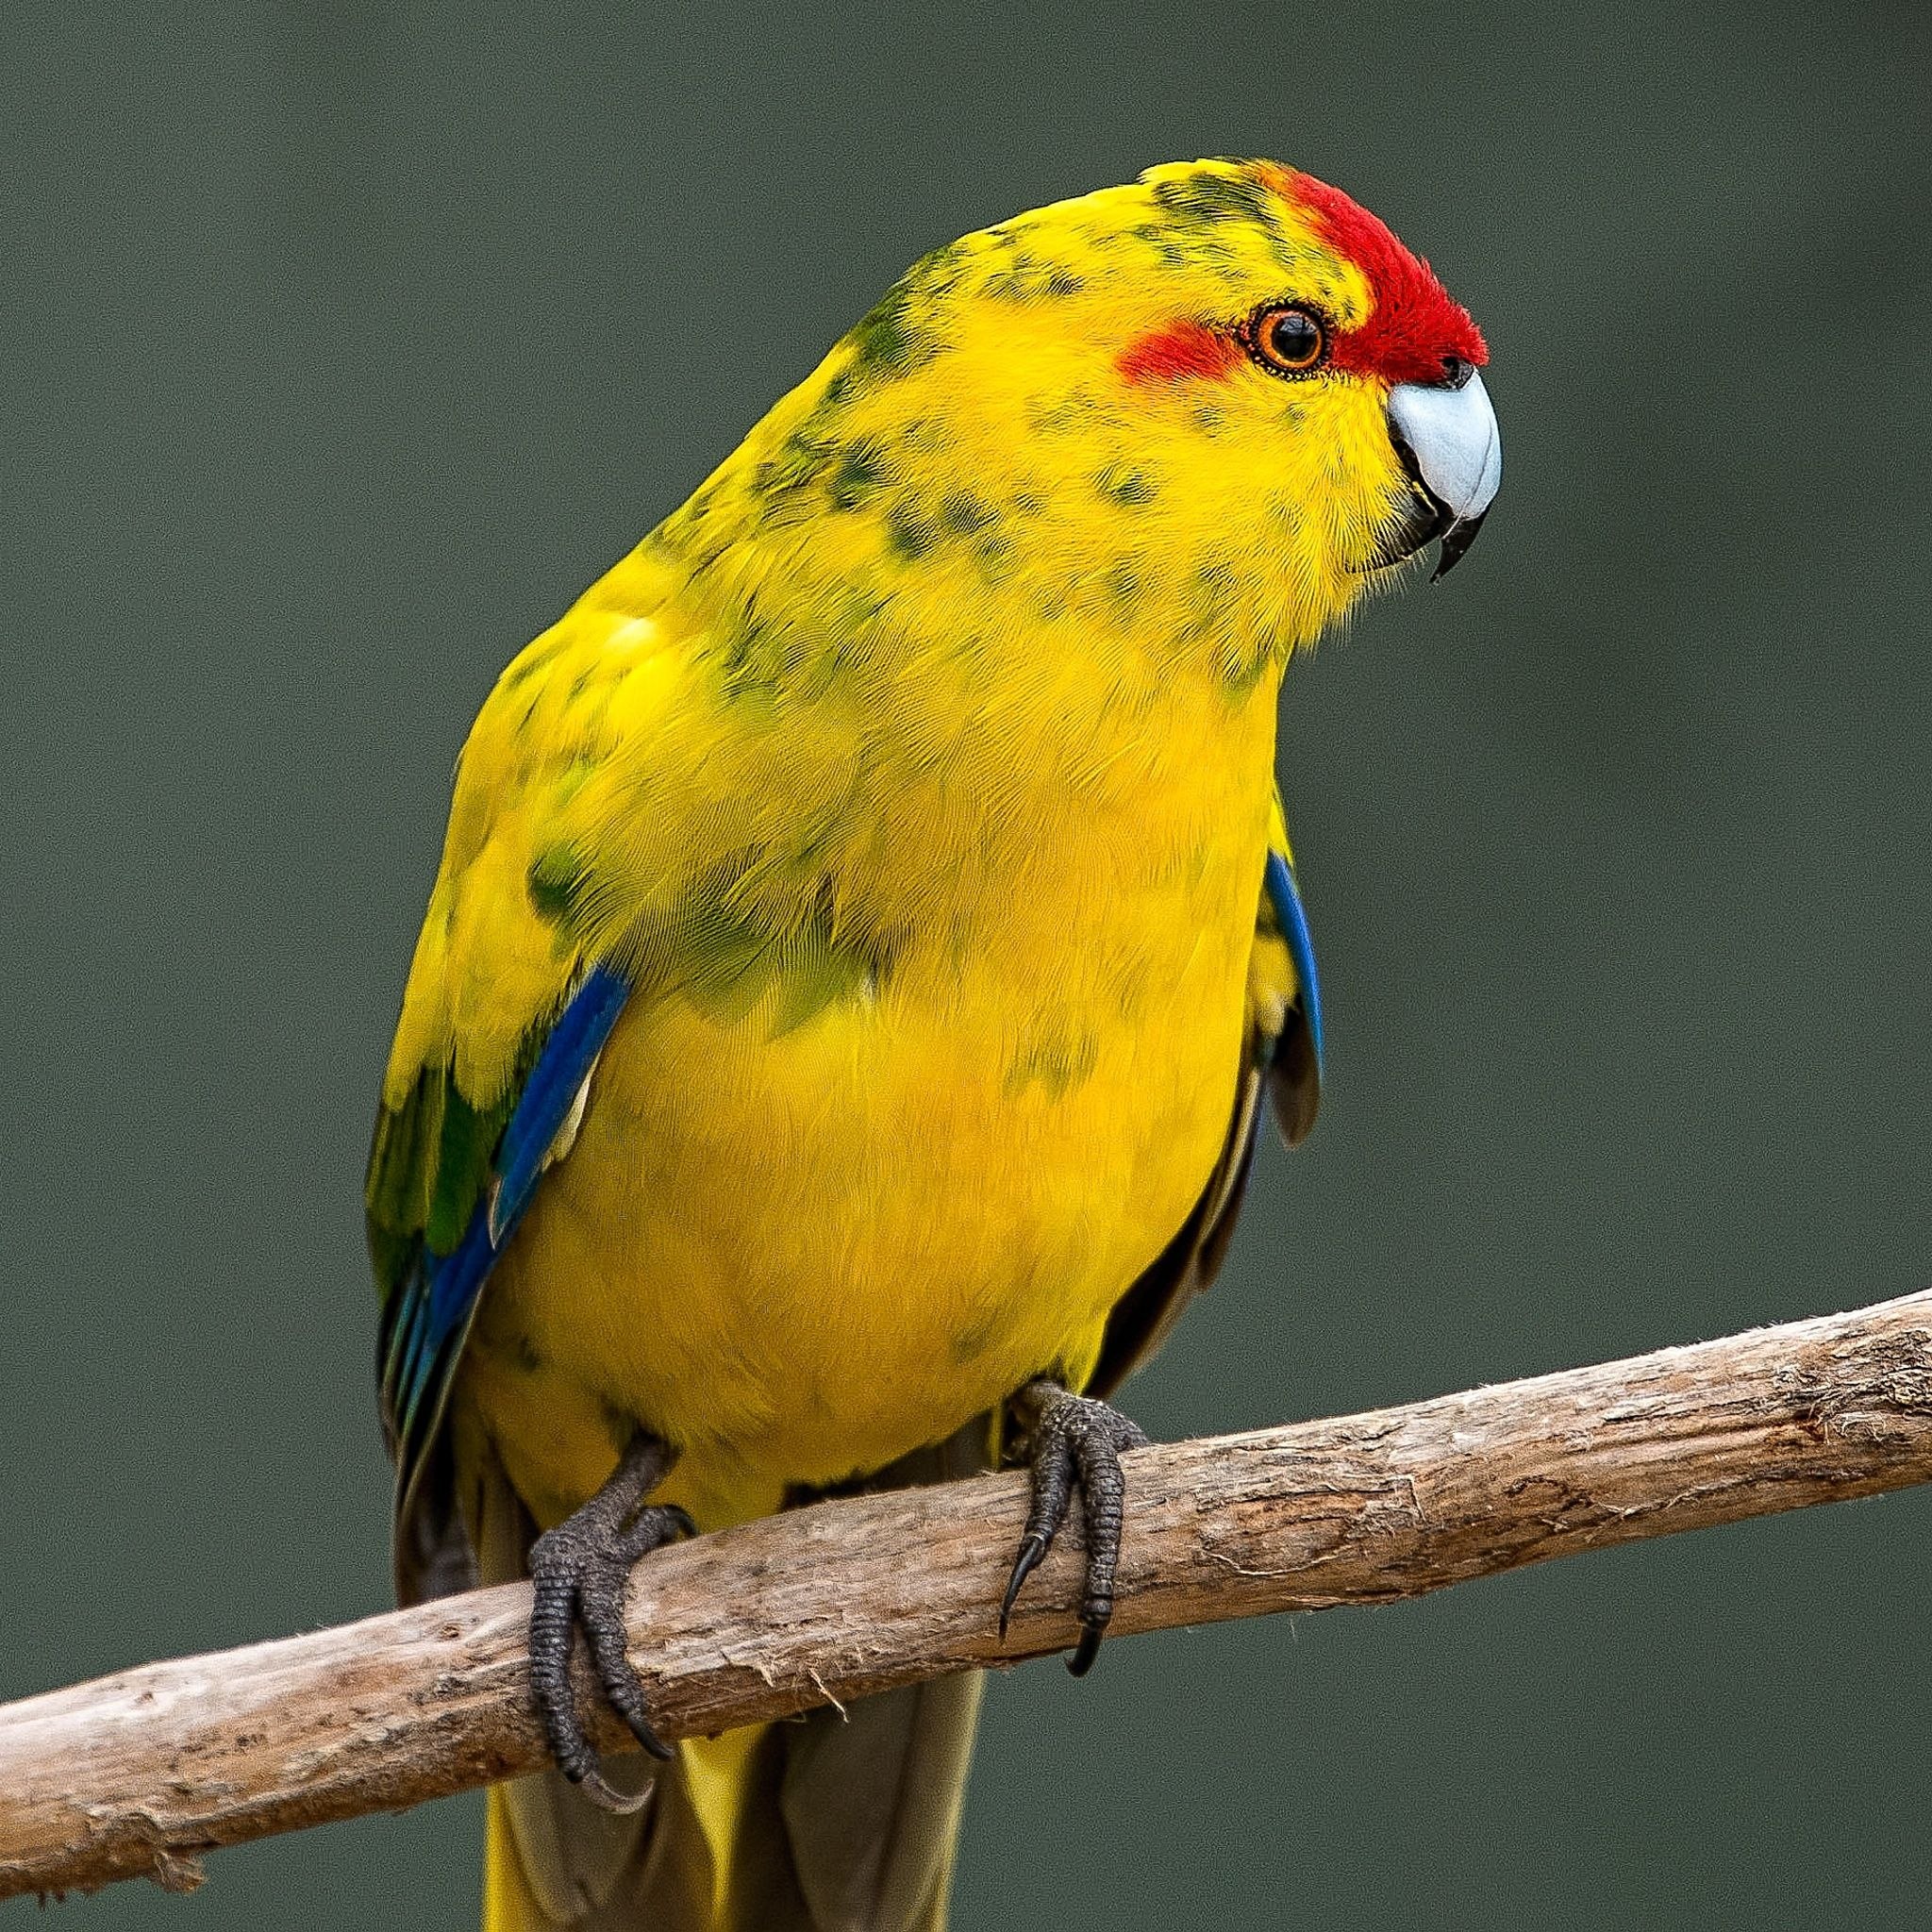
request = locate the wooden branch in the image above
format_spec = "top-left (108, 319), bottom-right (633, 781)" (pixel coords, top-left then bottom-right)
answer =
top-left (6, 1291), bottom-right (1932, 1903)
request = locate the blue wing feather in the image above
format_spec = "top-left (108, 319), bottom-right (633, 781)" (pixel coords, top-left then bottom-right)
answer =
top-left (491, 962), bottom-right (632, 1245)
top-left (1263, 847), bottom-right (1324, 1075)
top-left (381, 962), bottom-right (632, 1473)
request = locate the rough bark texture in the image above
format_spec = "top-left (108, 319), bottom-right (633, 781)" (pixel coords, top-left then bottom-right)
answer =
top-left (4, 1291), bottom-right (1930, 1903)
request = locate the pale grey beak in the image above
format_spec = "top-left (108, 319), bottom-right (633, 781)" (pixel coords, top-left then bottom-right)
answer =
top-left (1386, 368), bottom-right (1502, 578)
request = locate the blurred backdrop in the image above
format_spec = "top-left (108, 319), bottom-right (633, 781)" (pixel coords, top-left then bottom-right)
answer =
top-left (6, 2), bottom-right (1931, 1925)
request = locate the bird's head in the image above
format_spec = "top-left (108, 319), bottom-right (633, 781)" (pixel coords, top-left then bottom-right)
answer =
top-left (653, 158), bottom-right (1498, 691)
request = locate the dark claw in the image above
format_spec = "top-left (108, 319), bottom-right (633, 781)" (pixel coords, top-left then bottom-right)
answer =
top-left (1069, 1623), bottom-right (1105, 1678)
top-left (526, 1435), bottom-right (688, 1810)
top-left (1000, 1534), bottom-right (1048, 1637)
top-left (999, 1380), bottom-right (1149, 1674)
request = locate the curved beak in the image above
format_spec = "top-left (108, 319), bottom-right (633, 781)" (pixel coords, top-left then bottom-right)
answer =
top-left (1381, 368), bottom-right (1503, 580)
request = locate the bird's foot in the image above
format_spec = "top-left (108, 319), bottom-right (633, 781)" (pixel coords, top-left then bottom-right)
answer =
top-left (999, 1378), bottom-right (1149, 1676)
top-left (526, 1432), bottom-right (694, 1812)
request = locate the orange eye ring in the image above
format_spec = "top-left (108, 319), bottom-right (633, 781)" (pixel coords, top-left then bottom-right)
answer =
top-left (1245, 304), bottom-right (1328, 376)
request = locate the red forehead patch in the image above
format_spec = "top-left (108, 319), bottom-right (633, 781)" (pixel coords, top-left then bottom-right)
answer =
top-left (1268, 166), bottom-right (1487, 385)
top-left (1115, 166), bottom-right (1488, 391)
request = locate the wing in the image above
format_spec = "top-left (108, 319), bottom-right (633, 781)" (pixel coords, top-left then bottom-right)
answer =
top-left (368, 575), bottom-right (878, 1602)
top-left (366, 615), bottom-right (640, 1604)
top-left (1088, 789), bottom-right (1322, 1398)
top-left (369, 963), bottom-right (629, 1601)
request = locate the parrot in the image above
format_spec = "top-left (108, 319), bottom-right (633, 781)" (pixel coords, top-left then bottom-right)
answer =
top-left (366, 156), bottom-right (1499, 1932)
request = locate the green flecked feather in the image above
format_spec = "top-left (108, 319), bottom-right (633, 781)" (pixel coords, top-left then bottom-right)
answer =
top-left (652, 880), bottom-right (888, 1035)
top-left (844, 281), bottom-right (941, 382)
top-left (528, 846), bottom-right (592, 927)
top-left (752, 429), bottom-right (833, 502)
top-left (365, 1065), bottom-right (441, 1293)
top-left (1096, 463), bottom-right (1158, 507)
top-left (828, 441), bottom-right (892, 510)
top-left (425, 1085), bottom-right (510, 1255)
top-left (1150, 169), bottom-right (1278, 227)
top-left (767, 925), bottom-right (880, 1037)
top-left (938, 491), bottom-right (996, 535)
top-left (884, 503), bottom-right (936, 561)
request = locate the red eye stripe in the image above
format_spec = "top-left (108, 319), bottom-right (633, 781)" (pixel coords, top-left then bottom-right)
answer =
top-left (1116, 321), bottom-right (1245, 386)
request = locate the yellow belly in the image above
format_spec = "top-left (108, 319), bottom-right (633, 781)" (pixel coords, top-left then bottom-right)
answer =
top-left (458, 845), bottom-right (1257, 1533)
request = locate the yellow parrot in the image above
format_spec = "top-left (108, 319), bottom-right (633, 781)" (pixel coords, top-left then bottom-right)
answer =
top-left (367, 156), bottom-right (1499, 1930)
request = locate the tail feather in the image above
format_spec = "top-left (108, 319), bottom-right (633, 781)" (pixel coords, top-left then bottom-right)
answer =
top-left (471, 1420), bottom-right (994, 1931)
top-left (485, 1771), bottom-right (715, 1932)
top-left (774, 1672), bottom-right (983, 1932)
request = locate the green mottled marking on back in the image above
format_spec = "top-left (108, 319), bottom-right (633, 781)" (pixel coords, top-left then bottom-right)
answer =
top-left (1264, 497), bottom-right (1306, 542)
top-left (818, 366), bottom-right (855, 412)
top-left (1131, 220), bottom-right (1193, 275)
top-left (528, 845), bottom-right (591, 926)
top-left (768, 924), bottom-right (880, 1036)
top-left (753, 427), bottom-right (834, 501)
top-left (1029, 392), bottom-right (1098, 437)
top-left (829, 440), bottom-right (893, 510)
top-left (977, 247), bottom-right (1087, 303)
top-left (719, 619), bottom-right (802, 705)
top-left (1189, 561), bottom-right (1240, 629)
top-left (940, 491), bottom-right (997, 536)
top-left (1219, 637), bottom-right (1275, 697)
top-left (707, 580), bottom-right (885, 707)
top-left (886, 501), bottom-right (938, 560)
top-left (829, 580), bottom-right (891, 641)
top-left (497, 635), bottom-right (565, 693)
top-left (907, 240), bottom-right (967, 291)
top-left (1095, 463), bottom-right (1158, 508)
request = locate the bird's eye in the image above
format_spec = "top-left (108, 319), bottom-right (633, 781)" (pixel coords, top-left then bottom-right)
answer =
top-left (1246, 305), bottom-right (1327, 376)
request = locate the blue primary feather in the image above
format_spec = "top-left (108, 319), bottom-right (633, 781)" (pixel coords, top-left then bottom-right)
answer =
top-left (492, 963), bottom-right (632, 1244)
top-left (1263, 848), bottom-right (1324, 1075)
top-left (388, 963), bottom-right (632, 1444)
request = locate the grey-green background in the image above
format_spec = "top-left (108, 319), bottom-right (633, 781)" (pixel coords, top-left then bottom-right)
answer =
top-left (6, 3), bottom-right (1930, 1925)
